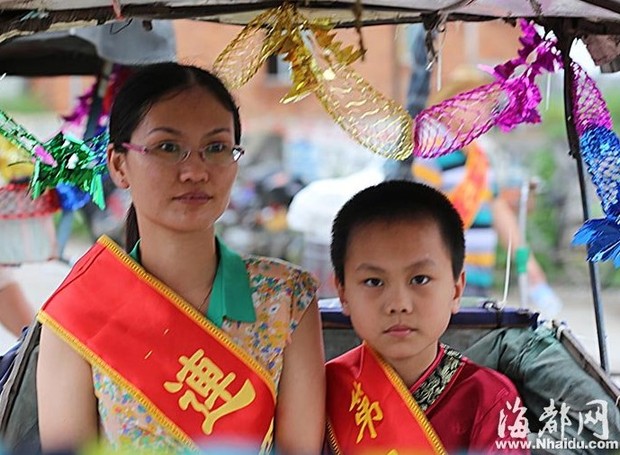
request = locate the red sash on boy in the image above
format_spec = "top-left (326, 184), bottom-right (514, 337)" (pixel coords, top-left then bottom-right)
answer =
top-left (448, 141), bottom-right (489, 229)
top-left (326, 343), bottom-right (446, 455)
top-left (38, 236), bottom-right (275, 451)
top-left (326, 343), bottom-right (447, 455)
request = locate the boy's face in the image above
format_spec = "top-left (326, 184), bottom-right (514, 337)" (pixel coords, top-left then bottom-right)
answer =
top-left (337, 219), bottom-right (465, 381)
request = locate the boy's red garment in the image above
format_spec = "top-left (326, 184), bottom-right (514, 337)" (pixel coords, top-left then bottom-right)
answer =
top-left (410, 345), bottom-right (529, 454)
top-left (327, 343), bottom-right (529, 454)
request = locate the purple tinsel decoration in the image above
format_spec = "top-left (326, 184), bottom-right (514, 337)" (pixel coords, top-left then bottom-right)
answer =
top-left (61, 84), bottom-right (95, 127)
top-left (495, 76), bottom-right (542, 132)
top-left (412, 20), bottom-right (561, 158)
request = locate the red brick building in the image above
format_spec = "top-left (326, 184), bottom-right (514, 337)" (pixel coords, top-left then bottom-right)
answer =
top-left (31, 19), bottom-right (521, 131)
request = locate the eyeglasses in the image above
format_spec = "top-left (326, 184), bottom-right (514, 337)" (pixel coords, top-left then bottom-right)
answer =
top-left (121, 141), bottom-right (245, 166)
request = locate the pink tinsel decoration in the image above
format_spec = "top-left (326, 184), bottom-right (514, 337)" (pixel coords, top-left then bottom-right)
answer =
top-left (33, 144), bottom-right (57, 167)
top-left (571, 61), bottom-right (613, 135)
top-left (413, 82), bottom-right (505, 158)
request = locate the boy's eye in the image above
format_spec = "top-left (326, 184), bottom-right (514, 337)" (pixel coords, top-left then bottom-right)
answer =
top-left (411, 275), bottom-right (430, 285)
top-left (363, 278), bottom-right (383, 287)
top-left (154, 142), bottom-right (182, 154)
top-left (204, 143), bottom-right (229, 154)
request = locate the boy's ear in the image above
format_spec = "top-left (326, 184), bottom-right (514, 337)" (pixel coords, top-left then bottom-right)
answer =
top-left (451, 270), bottom-right (466, 314)
top-left (336, 280), bottom-right (350, 316)
top-left (107, 144), bottom-right (130, 189)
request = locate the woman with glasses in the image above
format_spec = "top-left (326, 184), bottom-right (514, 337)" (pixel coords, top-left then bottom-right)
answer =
top-left (36, 62), bottom-right (325, 454)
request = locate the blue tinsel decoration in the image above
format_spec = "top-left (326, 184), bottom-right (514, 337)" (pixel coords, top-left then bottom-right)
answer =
top-left (572, 126), bottom-right (620, 266)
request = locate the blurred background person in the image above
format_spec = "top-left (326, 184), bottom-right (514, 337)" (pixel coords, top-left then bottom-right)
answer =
top-left (0, 138), bottom-right (36, 339)
top-left (0, 266), bottom-right (34, 337)
top-left (390, 25), bottom-right (562, 318)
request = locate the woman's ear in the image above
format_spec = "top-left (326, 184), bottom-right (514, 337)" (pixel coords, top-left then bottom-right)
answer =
top-left (107, 144), bottom-right (129, 189)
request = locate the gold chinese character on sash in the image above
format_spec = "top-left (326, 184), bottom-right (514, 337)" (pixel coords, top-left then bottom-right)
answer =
top-left (349, 381), bottom-right (383, 443)
top-left (164, 348), bottom-right (256, 434)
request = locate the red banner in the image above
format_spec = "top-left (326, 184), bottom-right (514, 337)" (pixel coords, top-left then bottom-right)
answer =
top-left (39, 236), bottom-right (275, 449)
top-left (448, 142), bottom-right (490, 229)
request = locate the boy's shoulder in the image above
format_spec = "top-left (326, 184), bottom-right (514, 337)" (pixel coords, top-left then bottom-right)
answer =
top-left (451, 353), bottom-right (520, 404)
top-left (406, 348), bottom-right (523, 428)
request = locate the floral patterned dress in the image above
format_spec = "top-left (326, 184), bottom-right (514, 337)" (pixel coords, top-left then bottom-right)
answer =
top-left (92, 255), bottom-right (318, 452)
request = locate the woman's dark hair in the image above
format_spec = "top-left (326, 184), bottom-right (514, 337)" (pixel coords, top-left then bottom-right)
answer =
top-left (108, 62), bottom-right (241, 252)
top-left (330, 180), bottom-right (465, 284)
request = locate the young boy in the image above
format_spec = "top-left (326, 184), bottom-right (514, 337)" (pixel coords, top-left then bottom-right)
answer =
top-left (326, 180), bottom-right (529, 454)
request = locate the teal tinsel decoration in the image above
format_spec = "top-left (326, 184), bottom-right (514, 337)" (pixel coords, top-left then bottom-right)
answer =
top-left (1, 108), bottom-right (109, 209)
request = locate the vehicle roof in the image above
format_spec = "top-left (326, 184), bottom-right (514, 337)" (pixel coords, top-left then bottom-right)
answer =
top-left (0, 0), bottom-right (619, 42)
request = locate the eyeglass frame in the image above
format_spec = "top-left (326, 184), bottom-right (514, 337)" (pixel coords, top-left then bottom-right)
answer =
top-left (119, 141), bottom-right (245, 166)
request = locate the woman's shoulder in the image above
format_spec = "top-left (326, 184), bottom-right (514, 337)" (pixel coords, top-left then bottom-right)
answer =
top-left (244, 255), bottom-right (318, 287)
top-left (242, 255), bottom-right (319, 317)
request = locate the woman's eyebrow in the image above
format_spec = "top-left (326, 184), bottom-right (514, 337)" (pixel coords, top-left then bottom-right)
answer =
top-left (146, 126), bottom-right (182, 135)
top-left (204, 127), bottom-right (232, 137)
top-left (146, 126), bottom-right (231, 137)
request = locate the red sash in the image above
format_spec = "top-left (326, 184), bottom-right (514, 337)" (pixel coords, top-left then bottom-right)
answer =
top-left (326, 344), bottom-right (446, 455)
top-left (448, 142), bottom-right (490, 229)
top-left (38, 236), bottom-right (275, 450)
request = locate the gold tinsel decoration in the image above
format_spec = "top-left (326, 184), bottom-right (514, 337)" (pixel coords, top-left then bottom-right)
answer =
top-left (213, 3), bottom-right (412, 160)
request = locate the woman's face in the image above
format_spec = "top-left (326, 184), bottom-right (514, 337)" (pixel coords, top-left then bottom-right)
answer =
top-left (108, 86), bottom-right (239, 236)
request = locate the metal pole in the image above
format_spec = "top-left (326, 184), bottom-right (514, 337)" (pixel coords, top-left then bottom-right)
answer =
top-left (558, 29), bottom-right (610, 372)
top-left (84, 60), bottom-right (114, 140)
top-left (517, 180), bottom-right (530, 309)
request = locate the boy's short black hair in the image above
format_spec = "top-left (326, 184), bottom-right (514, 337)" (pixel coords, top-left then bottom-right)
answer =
top-left (330, 180), bottom-right (465, 284)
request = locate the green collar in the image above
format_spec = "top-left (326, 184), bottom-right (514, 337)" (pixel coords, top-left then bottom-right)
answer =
top-left (128, 238), bottom-right (256, 327)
